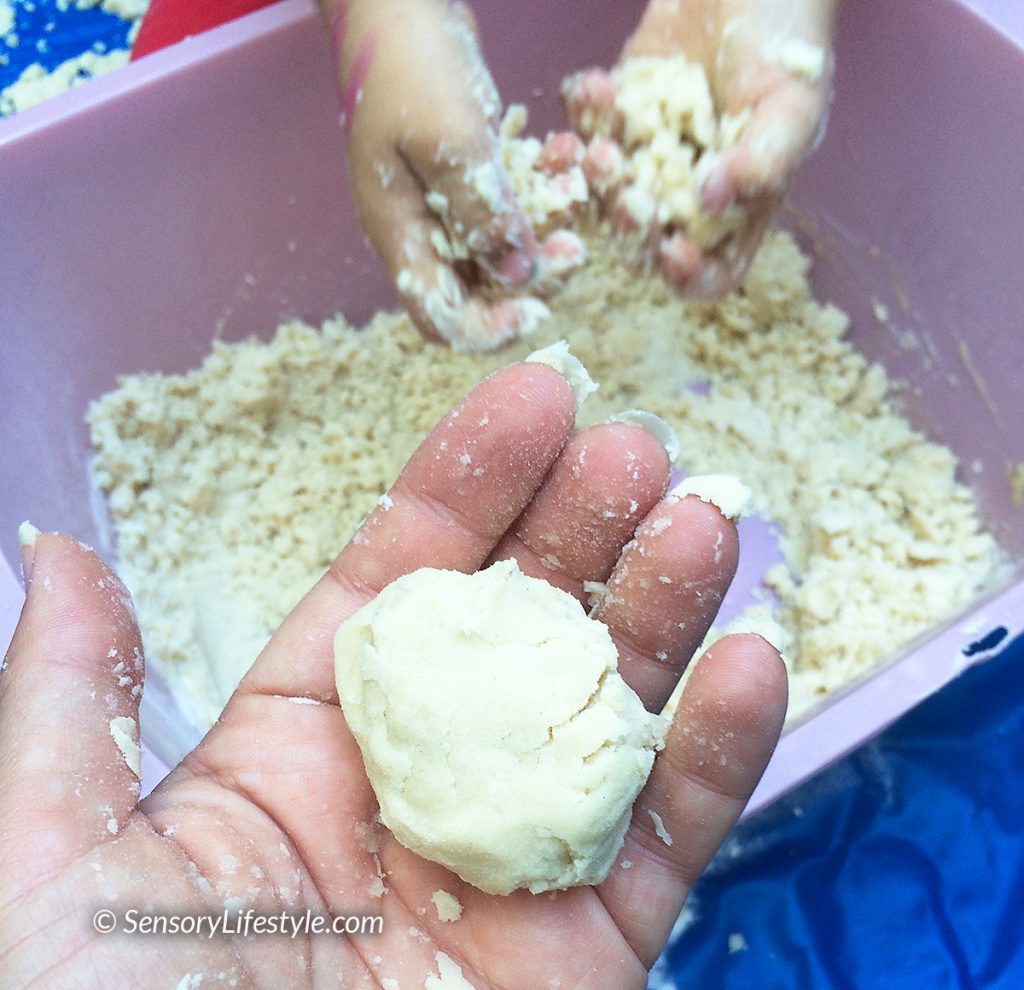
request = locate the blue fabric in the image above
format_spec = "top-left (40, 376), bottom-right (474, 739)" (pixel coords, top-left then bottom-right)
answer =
top-left (655, 632), bottom-right (1024, 990)
top-left (1, 0), bottom-right (133, 90)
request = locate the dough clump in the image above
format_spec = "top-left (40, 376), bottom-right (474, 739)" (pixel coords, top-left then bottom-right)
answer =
top-left (334, 559), bottom-right (667, 895)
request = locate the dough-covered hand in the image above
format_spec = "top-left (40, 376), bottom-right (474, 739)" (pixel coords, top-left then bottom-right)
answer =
top-left (321, 0), bottom-right (545, 351)
top-left (0, 364), bottom-right (786, 987)
top-left (567, 0), bottom-right (838, 297)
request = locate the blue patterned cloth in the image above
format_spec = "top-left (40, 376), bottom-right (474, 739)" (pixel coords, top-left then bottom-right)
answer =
top-left (655, 632), bottom-right (1024, 989)
top-left (1, 0), bottom-right (134, 91)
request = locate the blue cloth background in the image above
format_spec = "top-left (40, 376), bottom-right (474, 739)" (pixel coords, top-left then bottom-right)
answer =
top-left (653, 632), bottom-right (1024, 990)
top-left (1, 0), bottom-right (135, 90)
top-left (5, 6), bottom-right (1023, 989)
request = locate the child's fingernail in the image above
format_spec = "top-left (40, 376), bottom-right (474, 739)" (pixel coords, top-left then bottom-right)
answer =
top-left (702, 169), bottom-right (732, 215)
top-left (18, 521), bottom-right (40, 586)
top-left (491, 250), bottom-right (535, 288)
top-left (604, 410), bottom-right (680, 465)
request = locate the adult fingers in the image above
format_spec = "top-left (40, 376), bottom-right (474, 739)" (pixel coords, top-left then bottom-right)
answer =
top-left (598, 632), bottom-right (787, 966)
top-left (595, 493), bottom-right (740, 713)
top-left (486, 422), bottom-right (671, 602)
top-left (226, 361), bottom-right (577, 706)
top-left (0, 532), bottom-right (144, 901)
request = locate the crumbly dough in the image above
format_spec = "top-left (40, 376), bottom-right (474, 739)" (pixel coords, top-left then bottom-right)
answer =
top-left (499, 104), bottom-right (590, 232)
top-left (606, 410), bottom-right (680, 464)
top-left (89, 224), bottom-right (1004, 734)
top-left (431, 889), bottom-right (462, 923)
top-left (333, 559), bottom-right (667, 895)
top-left (524, 340), bottom-right (598, 409)
top-left (398, 105), bottom-right (587, 352)
top-left (608, 55), bottom-right (751, 248)
top-left (109, 715), bottom-right (141, 778)
top-left (426, 952), bottom-right (476, 990)
top-left (670, 474), bottom-right (752, 521)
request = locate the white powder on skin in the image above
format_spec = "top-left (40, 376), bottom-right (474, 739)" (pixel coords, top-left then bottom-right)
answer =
top-left (88, 224), bottom-right (1004, 734)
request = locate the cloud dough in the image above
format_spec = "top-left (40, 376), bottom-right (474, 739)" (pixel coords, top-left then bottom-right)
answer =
top-left (334, 559), bottom-right (668, 895)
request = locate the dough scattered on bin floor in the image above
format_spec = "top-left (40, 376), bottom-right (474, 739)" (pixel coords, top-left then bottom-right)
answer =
top-left (88, 224), bottom-right (1005, 737)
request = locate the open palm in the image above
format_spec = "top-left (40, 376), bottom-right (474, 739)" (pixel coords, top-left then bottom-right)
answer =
top-left (0, 361), bottom-right (786, 988)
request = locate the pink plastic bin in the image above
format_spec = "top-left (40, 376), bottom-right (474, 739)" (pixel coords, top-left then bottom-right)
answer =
top-left (2, 0), bottom-right (1023, 809)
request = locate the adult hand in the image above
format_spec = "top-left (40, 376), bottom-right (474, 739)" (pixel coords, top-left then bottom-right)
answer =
top-left (0, 360), bottom-right (786, 987)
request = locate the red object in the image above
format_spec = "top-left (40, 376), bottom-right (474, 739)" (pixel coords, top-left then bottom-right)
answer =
top-left (131, 0), bottom-right (278, 59)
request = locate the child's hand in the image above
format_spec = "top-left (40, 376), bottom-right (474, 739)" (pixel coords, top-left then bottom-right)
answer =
top-left (0, 361), bottom-right (786, 987)
top-left (322, 0), bottom-right (544, 352)
top-left (567, 0), bottom-right (838, 297)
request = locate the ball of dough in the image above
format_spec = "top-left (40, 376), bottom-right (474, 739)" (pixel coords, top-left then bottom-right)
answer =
top-left (334, 559), bottom-right (667, 895)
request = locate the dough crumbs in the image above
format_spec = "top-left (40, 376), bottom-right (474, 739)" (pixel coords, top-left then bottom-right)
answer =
top-left (431, 889), bottom-right (463, 923)
top-left (648, 809), bottom-right (673, 847)
top-left (89, 224), bottom-right (1004, 733)
top-left (108, 715), bottom-right (141, 778)
top-left (671, 474), bottom-right (752, 521)
top-left (382, 980), bottom-right (400, 990)
top-left (425, 952), bottom-right (477, 990)
top-left (582, 580), bottom-right (607, 611)
top-left (606, 410), bottom-right (680, 464)
top-left (525, 340), bottom-right (598, 409)
top-left (18, 520), bottom-right (40, 549)
top-left (728, 932), bottom-right (748, 954)
top-left (594, 55), bottom-right (750, 249)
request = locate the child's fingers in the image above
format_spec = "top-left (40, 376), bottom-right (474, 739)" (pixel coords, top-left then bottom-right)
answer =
top-left (0, 534), bottom-right (144, 900)
top-left (562, 67), bottom-right (622, 141)
top-left (594, 495), bottom-right (740, 713)
top-left (711, 78), bottom-right (828, 207)
top-left (403, 133), bottom-right (540, 292)
top-left (657, 233), bottom-right (703, 291)
top-left (354, 155), bottom-right (544, 350)
top-left (673, 195), bottom-right (776, 299)
top-left (486, 422), bottom-right (671, 602)
top-left (598, 633), bottom-right (787, 967)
